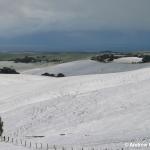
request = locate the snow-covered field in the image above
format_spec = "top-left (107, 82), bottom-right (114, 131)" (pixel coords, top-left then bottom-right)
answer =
top-left (0, 61), bottom-right (55, 72)
top-left (0, 142), bottom-right (28, 150)
top-left (22, 59), bottom-right (150, 76)
top-left (113, 57), bottom-right (142, 63)
top-left (1, 67), bottom-right (150, 149)
top-left (0, 59), bottom-right (149, 77)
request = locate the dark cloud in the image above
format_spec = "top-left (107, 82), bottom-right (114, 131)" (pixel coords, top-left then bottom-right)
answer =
top-left (0, 0), bottom-right (149, 37)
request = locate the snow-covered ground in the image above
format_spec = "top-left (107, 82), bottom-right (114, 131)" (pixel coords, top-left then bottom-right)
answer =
top-left (0, 61), bottom-right (55, 72)
top-left (114, 57), bottom-right (142, 63)
top-left (22, 59), bottom-right (150, 76)
top-left (0, 142), bottom-right (28, 150)
top-left (0, 59), bottom-right (149, 77)
top-left (1, 67), bottom-right (150, 149)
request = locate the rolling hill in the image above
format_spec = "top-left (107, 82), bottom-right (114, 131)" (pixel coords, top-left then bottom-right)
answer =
top-left (1, 68), bottom-right (150, 149)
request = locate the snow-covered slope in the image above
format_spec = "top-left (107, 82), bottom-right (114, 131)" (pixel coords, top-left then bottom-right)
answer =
top-left (22, 59), bottom-right (150, 76)
top-left (114, 57), bottom-right (142, 63)
top-left (1, 68), bottom-right (150, 147)
top-left (0, 143), bottom-right (27, 150)
top-left (0, 61), bottom-right (55, 72)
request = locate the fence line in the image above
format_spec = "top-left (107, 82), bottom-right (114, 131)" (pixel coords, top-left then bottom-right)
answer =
top-left (0, 135), bottom-right (128, 150)
top-left (1, 135), bottom-right (54, 150)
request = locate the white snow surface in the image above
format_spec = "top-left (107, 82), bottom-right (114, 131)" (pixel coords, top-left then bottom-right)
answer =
top-left (0, 142), bottom-right (27, 150)
top-left (1, 68), bottom-right (150, 148)
top-left (114, 57), bottom-right (142, 63)
top-left (22, 59), bottom-right (150, 76)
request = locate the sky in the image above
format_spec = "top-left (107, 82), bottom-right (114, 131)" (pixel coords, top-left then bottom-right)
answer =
top-left (0, 0), bottom-right (150, 51)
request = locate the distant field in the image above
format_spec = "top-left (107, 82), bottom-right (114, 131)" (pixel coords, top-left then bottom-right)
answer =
top-left (0, 52), bottom-right (97, 62)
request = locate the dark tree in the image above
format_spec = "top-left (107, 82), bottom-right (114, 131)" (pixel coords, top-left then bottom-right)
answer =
top-left (14, 56), bottom-right (37, 63)
top-left (91, 54), bottom-right (119, 62)
top-left (0, 117), bottom-right (3, 136)
top-left (142, 55), bottom-right (150, 63)
top-left (0, 67), bottom-right (19, 74)
top-left (57, 73), bottom-right (65, 77)
top-left (41, 72), bottom-right (65, 77)
top-left (41, 73), bottom-right (55, 77)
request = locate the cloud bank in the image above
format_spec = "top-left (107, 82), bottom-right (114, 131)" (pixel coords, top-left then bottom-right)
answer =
top-left (0, 0), bottom-right (150, 37)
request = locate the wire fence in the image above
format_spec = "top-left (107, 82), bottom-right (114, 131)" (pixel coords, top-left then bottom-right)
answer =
top-left (0, 135), bottom-right (57, 150)
top-left (0, 135), bottom-right (136, 150)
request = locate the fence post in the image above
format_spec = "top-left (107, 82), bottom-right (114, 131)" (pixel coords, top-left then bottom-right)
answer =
top-left (3, 136), bottom-right (5, 142)
top-left (62, 146), bottom-right (65, 150)
top-left (35, 143), bottom-right (38, 149)
top-left (7, 136), bottom-right (9, 142)
top-left (12, 138), bottom-right (13, 143)
top-left (47, 143), bottom-right (49, 150)
top-left (40, 143), bottom-right (42, 149)
top-left (0, 136), bottom-right (1, 142)
top-left (25, 140), bottom-right (27, 147)
top-left (20, 139), bottom-right (22, 145)
top-left (54, 145), bottom-right (57, 150)
top-left (29, 141), bottom-right (32, 148)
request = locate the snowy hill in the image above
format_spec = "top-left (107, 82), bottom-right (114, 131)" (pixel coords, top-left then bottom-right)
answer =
top-left (1, 68), bottom-right (150, 148)
top-left (113, 57), bottom-right (142, 63)
top-left (22, 59), bottom-right (150, 76)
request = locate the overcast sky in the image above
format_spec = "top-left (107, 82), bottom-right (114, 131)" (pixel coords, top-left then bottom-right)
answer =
top-left (0, 0), bottom-right (150, 51)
